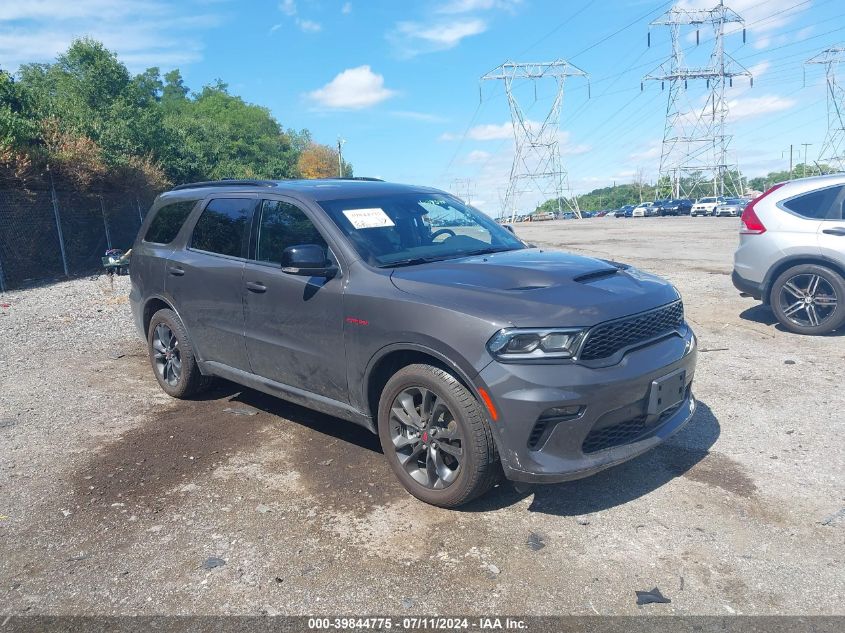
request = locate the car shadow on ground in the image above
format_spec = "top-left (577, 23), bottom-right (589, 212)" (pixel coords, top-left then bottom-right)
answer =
top-left (209, 380), bottom-right (383, 453)
top-left (185, 381), bottom-right (721, 515)
top-left (461, 400), bottom-right (721, 516)
top-left (740, 304), bottom-right (844, 336)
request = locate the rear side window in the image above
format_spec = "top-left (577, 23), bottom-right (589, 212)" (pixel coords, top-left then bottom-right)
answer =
top-left (782, 185), bottom-right (844, 220)
top-left (144, 200), bottom-right (197, 244)
top-left (255, 200), bottom-right (327, 263)
top-left (190, 198), bottom-right (254, 257)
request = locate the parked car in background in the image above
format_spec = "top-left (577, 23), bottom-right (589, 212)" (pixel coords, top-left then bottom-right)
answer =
top-left (561, 211), bottom-right (577, 220)
top-left (691, 196), bottom-right (725, 216)
top-left (616, 205), bottom-right (634, 218)
top-left (632, 202), bottom-right (656, 217)
top-left (715, 198), bottom-right (745, 217)
top-left (732, 173), bottom-right (845, 335)
top-left (130, 178), bottom-right (698, 507)
top-left (659, 199), bottom-right (693, 216)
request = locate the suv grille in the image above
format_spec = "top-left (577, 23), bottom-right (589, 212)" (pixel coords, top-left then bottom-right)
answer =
top-left (581, 397), bottom-right (686, 454)
top-left (579, 300), bottom-right (684, 361)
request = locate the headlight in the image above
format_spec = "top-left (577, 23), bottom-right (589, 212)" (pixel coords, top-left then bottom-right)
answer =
top-left (487, 328), bottom-right (586, 360)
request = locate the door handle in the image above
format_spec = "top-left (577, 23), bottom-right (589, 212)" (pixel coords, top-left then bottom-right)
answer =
top-left (822, 227), bottom-right (845, 236)
top-left (166, 265), bottom-right (185, 276)
top-left (245, 281), bottom-right (267, 293)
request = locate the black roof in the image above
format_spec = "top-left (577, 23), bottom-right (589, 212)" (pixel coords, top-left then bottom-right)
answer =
top-left (164, 178), bottom-right (442, 202)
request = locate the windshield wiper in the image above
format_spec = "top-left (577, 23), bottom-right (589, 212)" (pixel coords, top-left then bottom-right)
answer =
top-left (383, 256), bottom-right (451, 268)
top-left (383, 247), bottom-right (517, 268)
top-left (459, 246), bottom-right (517, 257)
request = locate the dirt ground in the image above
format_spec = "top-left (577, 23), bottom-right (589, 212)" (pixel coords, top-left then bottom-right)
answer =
top-left (0, 216), bottom-right (843, 616)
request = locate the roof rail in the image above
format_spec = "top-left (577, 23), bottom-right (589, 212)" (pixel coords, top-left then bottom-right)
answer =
top-left (323, 177), bottom-right (384, 182)
top-left (171, 179), bottom-right (277, 191)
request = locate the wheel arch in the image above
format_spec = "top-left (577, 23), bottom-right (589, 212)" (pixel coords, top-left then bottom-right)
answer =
top-left (142, 295), bottom-right (186, 337)
top-left (363, 343), bottom-right (487, 424)
top-left (762, 255), bottom-right (845, 304)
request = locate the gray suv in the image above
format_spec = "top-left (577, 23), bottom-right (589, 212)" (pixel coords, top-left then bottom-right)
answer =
top-left (733, 173), bottom-right (845, 335)
top-left (130, 179), bottom-right (697, 507)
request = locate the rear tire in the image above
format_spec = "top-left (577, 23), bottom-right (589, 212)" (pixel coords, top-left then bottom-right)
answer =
top-left (770, 264), bottom-right (845, 335)
top-left (147, 308), bottom-right (212, 398)
top-left (377, 364), bottom-right (499, 508)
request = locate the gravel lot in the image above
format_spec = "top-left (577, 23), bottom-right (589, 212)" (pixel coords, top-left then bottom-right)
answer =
top-left (0, 216), bottom-right (843, 616)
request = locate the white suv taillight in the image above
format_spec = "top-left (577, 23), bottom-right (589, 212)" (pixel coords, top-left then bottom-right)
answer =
top-left (740, 183), bottom-right (785, 235)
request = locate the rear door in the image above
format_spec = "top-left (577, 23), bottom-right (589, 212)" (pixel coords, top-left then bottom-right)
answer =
top-left (242, 197), bottom-right (348, 402)
top-left (165, 196), bottom-right (256, 370)
top-left (815, 186), bottom-right (845, 269)
top-left (777, 185), bottom-right (844, 260)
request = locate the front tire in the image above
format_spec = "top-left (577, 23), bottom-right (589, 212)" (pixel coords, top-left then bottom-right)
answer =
top-left (377, 364), bottom-right (499, 508)
top-left (147, 308), bottom-right (212, 398)
top-left (770, 264), bottom-right (845, 335)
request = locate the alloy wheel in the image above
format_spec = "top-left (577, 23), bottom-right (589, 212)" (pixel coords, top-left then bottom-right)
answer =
top-left (152, 323), bottom-right (182, 386)
top-left (388, 386), bottom-right (464, 490)
top-left (778, 273), bottom-right (838, 328)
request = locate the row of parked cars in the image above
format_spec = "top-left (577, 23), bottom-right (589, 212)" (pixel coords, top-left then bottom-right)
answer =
top-left (604, 196), bottom-right (752, 218)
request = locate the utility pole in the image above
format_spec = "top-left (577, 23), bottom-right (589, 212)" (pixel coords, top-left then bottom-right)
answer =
top-left (337, 137), bottom-right (346, 178)
top-left (644, 1), bottom-right (751, 199)
top-left (782, 144), bottom-right (794, 175)
top-left (801, 143), bottom-right (812, 177)
top-left (481, 60), bottom-right (589, 221)
top-left (806, 46), bottom-right (845, 172)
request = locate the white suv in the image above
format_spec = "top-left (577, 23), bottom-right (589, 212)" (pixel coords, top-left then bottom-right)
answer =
top-left (691, 196), bottom-right (725, 216)
top-left (732, 173), bottom-right (845, 335)
top-left (631, 202), bottom-right (655, 217)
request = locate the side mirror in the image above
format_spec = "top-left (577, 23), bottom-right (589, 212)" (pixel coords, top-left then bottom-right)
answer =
top-left (281, 244), bottom-right (337, 278)
top-left (502, 224), bottom-right (515, 234)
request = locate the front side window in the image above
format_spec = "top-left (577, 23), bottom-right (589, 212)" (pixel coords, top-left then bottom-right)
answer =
top-left (319, 193), bottom-right (525, 267)
top-left (255, 200), bottom-right (327, 263)
top-left (190, 198), bottom-right (254, 257)
top-left (782, 185), bottom-right (844, 220)
top-left (144, 199), bottom-right (198, 244)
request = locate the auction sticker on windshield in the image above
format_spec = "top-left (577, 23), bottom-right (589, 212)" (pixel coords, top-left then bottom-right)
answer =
top-left (342, 208), bottom-right (395, 229)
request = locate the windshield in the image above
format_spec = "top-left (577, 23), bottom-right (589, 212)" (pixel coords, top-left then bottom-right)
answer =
top-left (700, 197), bottom-right (717, 203)
top-left (319, 193), bottom-right (526, 267)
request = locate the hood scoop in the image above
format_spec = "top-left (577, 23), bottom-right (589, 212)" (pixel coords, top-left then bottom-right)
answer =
top-left (574, 268), bottom-right (619, 284)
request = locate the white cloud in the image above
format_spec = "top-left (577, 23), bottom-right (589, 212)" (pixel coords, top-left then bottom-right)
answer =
top-left (0, 1), bottom-right (219, 72)
top-left (297, 19), bottom-right (322, 33)
top-left (275, 0), bottom-right (322, 33)
top-left (308, 65), bottom-right (397, 109)
top-left (465, 150), bottom-right (491, 163)
top-left (747, 60), bottom-right (770, 79)
top-left (341, 2), bottom-right (352, 15)
top-left (389, 18), bottom-right (487, 57)
top-left (269, 23), bottom-right (283, 33)
top-left (435, 0), bottom-right (522, 14)
top-left (440, 120), bottom-right (593, 147)
top-left (728, 94), bottom-right (796, 121)
top-left (279, 0), bottom-right (297, 16)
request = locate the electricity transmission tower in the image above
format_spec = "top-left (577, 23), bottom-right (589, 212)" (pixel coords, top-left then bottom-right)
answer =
top-left (806, 46), bottom-right (845, 173)
top-left (450, 178), bottom-right (476, 205)
top-left (644, 1), bottom-right (751, 199)
top-left (481, 60), bottom-right (588, 220)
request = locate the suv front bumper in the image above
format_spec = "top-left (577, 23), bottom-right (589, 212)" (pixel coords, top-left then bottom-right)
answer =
top-left (477, 328), bottom-right (697, 484)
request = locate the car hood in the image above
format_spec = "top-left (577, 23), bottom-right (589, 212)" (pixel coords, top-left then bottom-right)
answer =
top-left (389, 248), bottom-right (680, 328)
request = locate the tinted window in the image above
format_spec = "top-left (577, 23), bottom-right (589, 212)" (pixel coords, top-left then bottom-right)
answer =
top-left (190, 198), bottom-right (254, 257)
top-left (144, 200), bottom-right (197, 244)
top-left (256, 200), bottom-right (327, 263)
top-left (783, 185), bottom-right (844, 220)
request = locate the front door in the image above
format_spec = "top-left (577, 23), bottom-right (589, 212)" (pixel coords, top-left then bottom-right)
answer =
top-left (242, 198), bottom-right (348, 402)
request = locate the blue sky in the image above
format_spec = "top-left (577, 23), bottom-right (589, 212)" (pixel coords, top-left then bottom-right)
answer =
top-left (1, 0), bottom-right (844, 213)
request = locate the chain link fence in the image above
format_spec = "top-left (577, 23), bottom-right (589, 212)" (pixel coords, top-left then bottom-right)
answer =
top-left (0, 185), bottom-right (155, 291)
